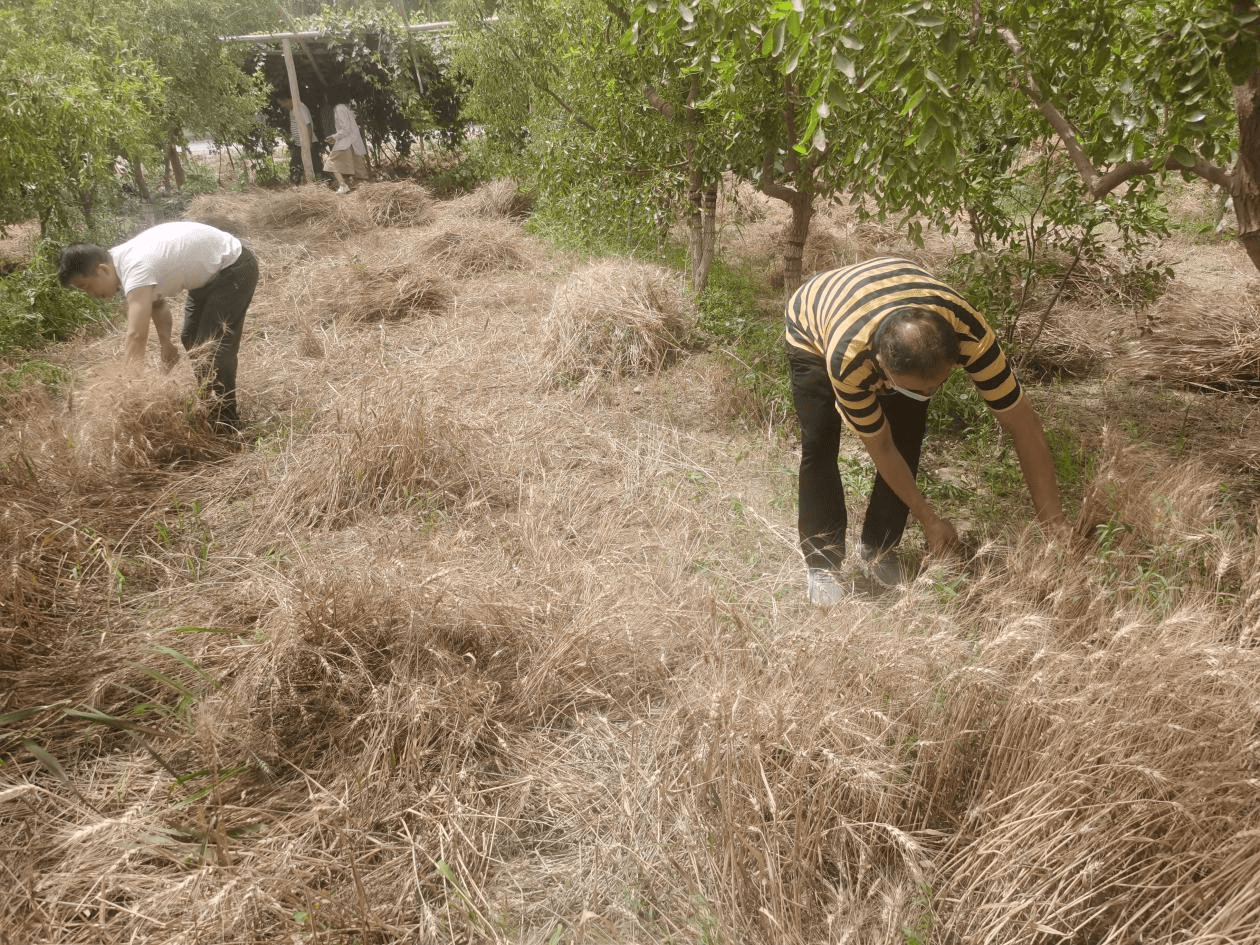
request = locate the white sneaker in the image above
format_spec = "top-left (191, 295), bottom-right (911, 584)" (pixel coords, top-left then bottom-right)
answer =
top-left (335, 184), bottom-right (350, 195)
top-left (807, 568), bottom-right (848, 605)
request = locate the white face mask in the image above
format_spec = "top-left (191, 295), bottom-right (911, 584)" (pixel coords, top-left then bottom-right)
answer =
top-left (890, 383), bottom-right (932, 402)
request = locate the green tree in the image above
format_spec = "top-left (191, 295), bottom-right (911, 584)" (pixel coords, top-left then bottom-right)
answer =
top-left (101, 0), bottom-right (268, 191)
top-left (455, 0), bottom-right (700, 263)
top-left (0, 3), bottom-right (162, 235)
top-left (776, 0), bottom-right (1260, 273)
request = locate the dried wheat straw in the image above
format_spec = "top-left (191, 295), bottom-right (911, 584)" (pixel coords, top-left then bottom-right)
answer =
top-left (349, 180), bottom-right (434, 228)
top-left (539, 259), bottom-right (698, 390)
top-left (4, 182), bottom-right (1260, 945)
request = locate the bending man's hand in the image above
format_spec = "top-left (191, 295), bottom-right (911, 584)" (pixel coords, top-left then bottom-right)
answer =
top-left (862, 423), bottom-right (961, 553)
top-left (920, 512), bottom-right (962, 556)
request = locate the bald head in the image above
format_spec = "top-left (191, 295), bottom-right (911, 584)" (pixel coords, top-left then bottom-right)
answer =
top-left (874, 307), bottom-right (960, 377)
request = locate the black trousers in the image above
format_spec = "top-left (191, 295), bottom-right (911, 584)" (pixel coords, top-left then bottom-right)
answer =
top-left (182, 245), bottom-right (258, 428)
top-left (787, 345), bottom-right (929, 571)
top-left (288, 142), bottom-right (326, 184)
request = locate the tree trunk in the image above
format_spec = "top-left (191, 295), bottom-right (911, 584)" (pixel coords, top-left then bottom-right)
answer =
top-left (694, 182), bottom-right (718, 293)
top-left (131, 157), bottom-right (151, 201)
top-left (782, 190), bottom-right (814, 296)
top-left (1233, 72), bottom-right (1260, 272)
top-left (686, 163), bottom-right (704, 284)
top-left (167, 144), bottom-right (185, 190)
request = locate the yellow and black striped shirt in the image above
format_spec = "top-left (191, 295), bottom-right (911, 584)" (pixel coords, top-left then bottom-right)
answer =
top-left (785, 256), bottom-right (1022, 438)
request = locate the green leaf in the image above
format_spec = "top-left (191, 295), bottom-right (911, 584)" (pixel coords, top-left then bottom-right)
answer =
top-left (0, 706), bottom-right (51, 727)
top-left (772, 20), bottom-right (786, 57)
top-left (917, 117), bottom-right (939, 148)
top-left (923, 67), bottom-right (947, 93)
top-left (136, 666), bottom-right (197, 699)
top-left (23, 738), bottom-right (69, 783)
top-left (833, 51), bottom-right (856, 80)
top-left (902, 85), bottom-right (927, 115)
top-left (1170, 145), bottom-right (1197, 166)
top-left (785, 46), bottom-right (801, 74)
top-left (956, 47), bottom-right (973, 82)
top-left (151, 645), bottom-right (214, 683)
top-left (910, 13), bottom-right (945, 29)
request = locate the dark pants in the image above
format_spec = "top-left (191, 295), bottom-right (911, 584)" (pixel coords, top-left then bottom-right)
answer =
top-left (288, 142), bottom-right (326, 184)
top-left (787, 346), bottom-right (929, 571)
top-left (182, 245), bottom-right (258, 429)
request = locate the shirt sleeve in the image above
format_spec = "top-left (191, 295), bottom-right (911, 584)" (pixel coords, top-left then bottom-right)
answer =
top-left (331, 106), bottom-right (352, 149)
top-left (958, 310), bottom-right (1023, 412)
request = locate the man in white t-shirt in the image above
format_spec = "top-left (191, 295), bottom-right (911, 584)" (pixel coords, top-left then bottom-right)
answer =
top-left (58, 221), bottom-right (259, 430)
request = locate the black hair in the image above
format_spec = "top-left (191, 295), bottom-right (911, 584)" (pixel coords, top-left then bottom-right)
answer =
top-left (57, 243), bottom-right (110, 287)
top-left (873, 307), bottom-right (960, 376)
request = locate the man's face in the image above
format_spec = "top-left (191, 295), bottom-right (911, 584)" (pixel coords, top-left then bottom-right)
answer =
top-left (70, 263), bottom-right (121, 299)
top-left (877, 355), bottom-right (954, 399)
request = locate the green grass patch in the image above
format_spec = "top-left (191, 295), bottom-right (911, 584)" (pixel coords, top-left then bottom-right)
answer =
top-left (698, 262), bottom-right (793, 430)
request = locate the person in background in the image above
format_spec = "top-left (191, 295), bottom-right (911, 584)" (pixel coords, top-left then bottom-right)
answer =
top-left (785, 256), bottom-right (1064, 603)
top-left (326, 102), bottom-right (370, 194)
top-left (58, 221), bottom-right (258, 432)
top-left (279, 94), bottom-right (323, 184)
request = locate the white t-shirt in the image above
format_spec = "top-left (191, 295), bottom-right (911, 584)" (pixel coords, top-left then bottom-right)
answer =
top-left (110, 222), bottom-right (242, 298)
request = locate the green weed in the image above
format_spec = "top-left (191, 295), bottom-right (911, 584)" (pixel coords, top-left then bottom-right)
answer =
top-left (698, 263), bottom-right (793, 430)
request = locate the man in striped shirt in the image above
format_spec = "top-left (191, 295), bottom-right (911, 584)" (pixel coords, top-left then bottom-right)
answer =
top-left (785, 256), bottom-right (1063, 602)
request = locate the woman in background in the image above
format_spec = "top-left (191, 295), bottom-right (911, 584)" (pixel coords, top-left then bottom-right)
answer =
top-left (326, 103), bottom-right (370, 194)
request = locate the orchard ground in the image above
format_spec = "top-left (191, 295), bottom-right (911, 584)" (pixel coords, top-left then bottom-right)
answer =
top-left (2, 172), bottom-right (1259, 944)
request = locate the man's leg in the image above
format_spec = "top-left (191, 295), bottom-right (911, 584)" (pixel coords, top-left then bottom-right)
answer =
top-left (787, 347), bottom-right (848, 572)
top-left (860, 392), bottom-right (930, 553)
top-left (181, 247), bottom-right (258, 429)
top-left (288, 143), bottom-right (303, 184)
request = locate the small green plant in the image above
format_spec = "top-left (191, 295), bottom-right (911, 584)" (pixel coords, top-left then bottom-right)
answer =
top-left (901, 884), bottom-right (934, 945)
top-left (180, 158), bottom-right (220, 197)
top-left (0, 358), bottom-right (67, 404)
top-left (0, 250), bottom-right (115, 354)
top-left (248, 152), bottom-right (288, 189)
top-left (926, 369), bottom-right (992, 439)
top-left (1044, 423), bottom-right (1094, 512)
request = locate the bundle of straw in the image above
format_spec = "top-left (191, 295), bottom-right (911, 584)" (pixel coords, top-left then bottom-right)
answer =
top-left (1121, 287), bottom-right (1260, 391)
top-left (350, 180), bottom-right (434, 228)
top-left (540, 259), bottom-right (697, 388)
top-left (289, 254), bottom-right (451, 323)
top-left (446, 178), bottom-right (535, 220)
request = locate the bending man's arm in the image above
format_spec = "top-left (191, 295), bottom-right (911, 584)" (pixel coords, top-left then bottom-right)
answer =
top-left (994, 396), bottom-right (1065, 527)
top-left (861, 425), bottom-right (961, 553)
top-left (122, 284), bottom-right (156, 367)
top-left (149, 296), bottom-right (180, 371)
